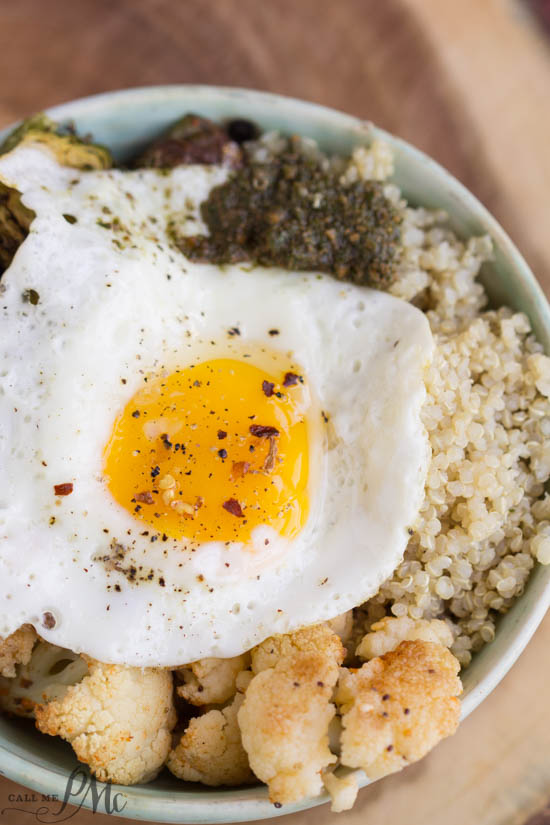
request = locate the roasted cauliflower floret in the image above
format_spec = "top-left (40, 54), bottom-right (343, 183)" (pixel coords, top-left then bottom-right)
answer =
top-left (35, 657), bottom-right (176, 785)
top-left (175, 652), bottom-right (249, 706)
top-left (0, 625), bottom-right (37, 678)
top-left (0, 641), bottom-right (88, 718)
top-left (167, 672), bottom-right (254, 786)
top-left (0, 114), bottom-right (112, 170)
top-left (356, 616), bottom-right (453, 660)
top-left (322, 768), bottom-right (360, 813)
top-left (239, 625), bottom-right (345, 805)
top-left (251, 623), bottom-right (344, 674)
top-left (335, 640), bottom-right (461, 780)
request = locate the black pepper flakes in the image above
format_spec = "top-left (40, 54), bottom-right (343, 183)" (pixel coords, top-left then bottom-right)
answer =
top-left (22, 288), bottom-right (40, 305)
top-left (262, 380), bottom-right (275, 397)
top-left (217, 429), bottom-right (227, 440)
top-left (218, 448), bottom-right (228, 459)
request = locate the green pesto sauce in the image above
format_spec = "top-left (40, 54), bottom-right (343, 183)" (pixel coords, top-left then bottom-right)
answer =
top-left (176, 139), bottom-right (402, 289)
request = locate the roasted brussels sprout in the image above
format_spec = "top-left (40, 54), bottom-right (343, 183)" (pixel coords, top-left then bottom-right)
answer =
top-left (132, 113), bottom-right (241, 169)
top-left (0, 183), bottom-right (35, 272)
top-left (0, 114), bottom-right (112, 274)
top-left (0, 113), bottom-right (112, 170)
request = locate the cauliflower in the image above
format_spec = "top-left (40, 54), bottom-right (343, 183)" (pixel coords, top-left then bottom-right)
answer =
top-left (322, 768), bottom-right (360, 813)
top-left (167, 671), bottom-right (254, 786)
top-left (356, 616), bottom-right (453, 660)
top-left (35, 657), bottom-right (176, 785)
top-left (0, 625), bottom-right (37, 678)
top-left (335, 640), bottom-right (461, 780)
top-left (0, 641), bottom-right (88, 718)
top-left (175, 652), bottom-right (249, 706)
top-left (250, 623), bottom-right (343, 674)
top-left (239, 625), bottom-right (345, 805)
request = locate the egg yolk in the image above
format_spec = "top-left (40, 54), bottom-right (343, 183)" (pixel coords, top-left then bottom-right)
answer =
top-left (103, 358), bottom-right (310, 544)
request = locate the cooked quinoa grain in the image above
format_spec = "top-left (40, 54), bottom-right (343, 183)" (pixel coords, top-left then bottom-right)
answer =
top-left (346, 167), bottom-right (550, 666)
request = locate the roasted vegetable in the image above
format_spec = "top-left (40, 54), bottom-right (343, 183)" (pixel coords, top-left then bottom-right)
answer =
top-left (132, 113), bottom-right (242, 169)
top-left (0, 182), bottom-right (35, 272)
top-left (0, 113), bottom-right (112, 170)
top-left (0, 114), bottom-right (112, 274)
top-left (0, 640), bottom-right (87, 719)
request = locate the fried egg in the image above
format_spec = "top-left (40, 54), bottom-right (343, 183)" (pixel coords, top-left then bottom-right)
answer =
top-left (0, 144), bottom-right (433, 665)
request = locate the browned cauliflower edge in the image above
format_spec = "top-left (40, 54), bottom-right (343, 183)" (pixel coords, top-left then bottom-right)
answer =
top-left (35, 657), bottom-right (176, 785)
top-left (167, 671), bottom-right (254, 786)
top-left (0, 641), bottom-right (88, 718)
top-left (322, 768), bottom-right (360, 813)
top-left (174, 652), bottom-right (250, 706)
top-left (356, 616), bottom-right (453, 660)
top-left (0, 625), bottom-right (37, 678)
top-left (335, 639), bottom-right (462, 780)
top-left (238, 625), bottom-right (345, 805)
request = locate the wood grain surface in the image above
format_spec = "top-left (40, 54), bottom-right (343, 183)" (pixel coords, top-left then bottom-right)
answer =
top-left (0, 1), bottom-right (549, 823)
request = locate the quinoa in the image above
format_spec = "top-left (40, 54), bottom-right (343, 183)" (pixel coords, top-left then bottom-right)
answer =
top-left (333, 140), bottom-right (550, 666)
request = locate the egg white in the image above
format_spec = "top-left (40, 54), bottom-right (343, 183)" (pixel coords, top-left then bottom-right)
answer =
top-left (0, 145), bottom-right (434, 665)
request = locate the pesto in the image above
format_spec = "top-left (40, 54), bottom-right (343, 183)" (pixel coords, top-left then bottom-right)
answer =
top-left (176, 137), bottom-right (402, 289)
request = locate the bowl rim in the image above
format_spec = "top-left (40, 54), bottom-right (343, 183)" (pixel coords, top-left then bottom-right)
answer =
top-left (1, 83), bottom-right (549, 823)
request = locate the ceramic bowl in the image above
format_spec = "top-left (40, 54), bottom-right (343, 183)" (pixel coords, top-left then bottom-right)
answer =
top-left (1, 86), bottom-right (549, 823)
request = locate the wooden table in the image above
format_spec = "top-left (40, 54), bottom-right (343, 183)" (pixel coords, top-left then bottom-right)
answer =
top-left (0, 1), bottom-right (549, 823)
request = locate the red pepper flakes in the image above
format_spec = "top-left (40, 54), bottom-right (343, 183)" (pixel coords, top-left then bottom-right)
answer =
top-left (283, 372), bottom-right (302, 387)
top-left (250, 424), bottom-right (279, 438)
top-left (223, 498), bottom-right (244, 517)
top-left (135, 491), bottom-right (154, 504)
top-left (262, 380), bottom-right (275, 397)
top-left (42, 611), bottom-right (56, 628)
top-left (54, 483), bottom-right (73, 496)
top-left (231, 461), bottom-right (250, 479)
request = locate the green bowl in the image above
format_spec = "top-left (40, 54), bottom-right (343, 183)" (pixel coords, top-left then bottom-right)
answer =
top-left (1, 86), bottom-right (549, 823)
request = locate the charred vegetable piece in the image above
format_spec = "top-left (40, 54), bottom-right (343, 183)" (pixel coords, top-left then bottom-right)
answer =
top-left (226, 118), bottom-right (260, 144)
top-left (0, 113), bottom-right (112, 171)
top-left (0, 114), bottom-right (112, 274)
top-left (0, 183), bottom-right (35, 273)
top-left (132, 113), bottom-right (242, 169)
top-left (176, 137), bottom-right (402, 289)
